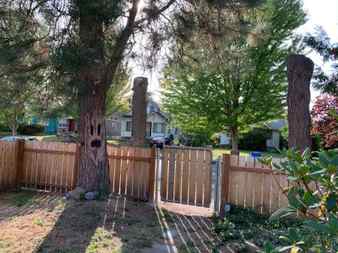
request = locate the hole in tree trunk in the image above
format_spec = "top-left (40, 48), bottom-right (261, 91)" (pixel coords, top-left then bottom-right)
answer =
top-left (91, 139), bottom-right (101, 148)
top-left (90, 125), bottom-right (94, 136)
top-left (97, 124), bottom-right (101, 136)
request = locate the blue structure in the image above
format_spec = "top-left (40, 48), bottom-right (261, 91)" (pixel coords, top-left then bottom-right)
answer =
top-left (45, 118), bottom-right (58, 135)
top-left (31, 116), bottom-right (39, 125)
top-left (250, 151), bottom-right (262, 159)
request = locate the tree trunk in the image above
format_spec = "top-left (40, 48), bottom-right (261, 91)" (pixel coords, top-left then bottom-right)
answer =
top-left (78, 90), bottom-right (109, 192)
top-left (76, 2), bottom-right (109, 192)
top-left (132, 77), bottom-right (148, 145)
top-left (230, 127), bottom-right (239, 155)
top-left (11, 126), bottom-right (17, 136)
top-left (287, 54), bottom-right (314, 153)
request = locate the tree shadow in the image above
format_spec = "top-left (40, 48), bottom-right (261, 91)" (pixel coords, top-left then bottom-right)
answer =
top-left (37, 195), bottom-right (166, 253)
top-left (37, 199), bottom-right (105, 253)
top-left (0, 191), bottom-right (61, 222)
top-left (156, 205), bottom-right (221, 253)
top-left (1, 191), bottom-right (220, 253)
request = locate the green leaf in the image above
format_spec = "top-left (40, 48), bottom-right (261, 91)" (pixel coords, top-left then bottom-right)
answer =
top-left (303, 191), bottom-right (318, 206)
top-left (270, 207), bottom-right (297, 221)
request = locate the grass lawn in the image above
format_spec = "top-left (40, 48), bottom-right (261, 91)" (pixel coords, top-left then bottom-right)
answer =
top-left (0, 191), bottom-right (219, 253)
top-left (212, 148), bottom-right (283, 159)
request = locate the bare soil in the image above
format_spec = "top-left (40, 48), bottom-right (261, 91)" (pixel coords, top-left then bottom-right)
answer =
top-left (0, 191), bottom-right (221, 253)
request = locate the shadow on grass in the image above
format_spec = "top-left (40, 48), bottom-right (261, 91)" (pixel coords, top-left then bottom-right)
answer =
top-left (37, 195), bottom-right (166, 253)
top-left (36, 196), bottom-right (219, 253)
top-left (0, 191), bottom-right (220, 253)
top-left (0, 191), bottom-right (62, 222)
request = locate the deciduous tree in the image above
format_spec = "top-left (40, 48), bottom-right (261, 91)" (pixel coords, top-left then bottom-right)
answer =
top-left (163, 0), bottom-right (305, 153)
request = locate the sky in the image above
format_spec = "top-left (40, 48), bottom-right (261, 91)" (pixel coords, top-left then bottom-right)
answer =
top-left (299, 0), bottom-right (338, 102)
top-left (133, 0), bottom-right (338, 102)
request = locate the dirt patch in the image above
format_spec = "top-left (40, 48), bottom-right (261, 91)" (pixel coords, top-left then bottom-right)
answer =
top-left (0, 191), bottom-right (221, 253)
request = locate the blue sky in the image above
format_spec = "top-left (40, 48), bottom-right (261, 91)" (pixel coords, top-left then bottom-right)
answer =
top-left (300, 0), bottom-right (338, 101)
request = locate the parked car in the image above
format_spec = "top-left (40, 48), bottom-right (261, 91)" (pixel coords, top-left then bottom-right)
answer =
top-left (0, 136), bottom-right (38, 142)
top-left (150, 134), bottom-right (174, 148)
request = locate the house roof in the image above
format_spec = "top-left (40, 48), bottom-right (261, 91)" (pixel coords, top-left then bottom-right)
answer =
top-left (265, 119), bottom-right (287, 130)
top-left (121, 111), bottom-right (169, 122)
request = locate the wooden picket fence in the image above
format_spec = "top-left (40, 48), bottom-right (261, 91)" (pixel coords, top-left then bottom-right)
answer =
top-left (0, 141), bottom-right (19, 191)
top-left (0, 141), bottom-right (155, 201)
top-left (220, 154), bottom-right (288, 214)
top-left (161, 146), bottom-right (212, 207)
top-left (0, 140), bottom-right (290, 214)
top-left (107, 145), bottom-right (155, 201)
top-left (21, 141), bottom-right (78, 192)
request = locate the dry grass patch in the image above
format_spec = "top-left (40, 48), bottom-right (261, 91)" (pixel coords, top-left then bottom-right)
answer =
top-left (0, 191), bottom-right (165, 253)
top-left (0, 191), bottom-right (221, 253)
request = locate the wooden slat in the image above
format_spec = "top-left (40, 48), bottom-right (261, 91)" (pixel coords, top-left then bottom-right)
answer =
top-left (161, 149), bottom-right (169, 200)
top-left (181, 149), bottom-right (189, 204)
top-left (195, 150), bottom-right (203, 206)
top-left (188, 150), bottom-right (197, 205)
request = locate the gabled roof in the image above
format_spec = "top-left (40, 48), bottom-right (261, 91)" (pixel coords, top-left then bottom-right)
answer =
top-left (120, 110), bottom-right (169, 122)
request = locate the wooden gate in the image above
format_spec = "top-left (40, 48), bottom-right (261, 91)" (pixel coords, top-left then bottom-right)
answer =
top-left (161, 146), bottom-right (212, 207)
top-left (108, 145), bottom-right (155, 201)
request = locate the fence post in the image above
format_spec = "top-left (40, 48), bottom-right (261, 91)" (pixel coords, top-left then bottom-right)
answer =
top-left (72, 144), bottom-right (80, 189)
top-left (15, 139), bottom-right (25, 189)
top-left (220, 154), bottom-right (231, 215)
top-left (148, 146), bottom-right (156, 202)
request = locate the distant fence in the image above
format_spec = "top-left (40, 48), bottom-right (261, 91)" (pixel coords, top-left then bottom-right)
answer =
top-left (220, 154), bottom-right (288, 214)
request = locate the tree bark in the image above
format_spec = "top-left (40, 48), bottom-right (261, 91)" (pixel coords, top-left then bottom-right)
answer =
top-left (11, 126), bottom-right (17, 136)
top-left (131, 77), bottom-right (148, 146)
top-left (76, 3), bottom-right (109, 192)
top-left (287, 54), bottom-right (314, 152)
top-left (230, 127), bottom-right (239, 155)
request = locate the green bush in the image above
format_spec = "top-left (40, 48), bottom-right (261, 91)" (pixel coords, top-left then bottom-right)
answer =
top-left (262, 149), bottom-right (338, 252)
top-left (0, 124), bottom-right (10, 132)
top-left (179, 133), bottom-right (212, 147)
top-left (239, 127), bottom-right (272, 151)
top-left (212, 206), bottom-right (301, 250)
top-left (18, 124), bottom-right (45, 135)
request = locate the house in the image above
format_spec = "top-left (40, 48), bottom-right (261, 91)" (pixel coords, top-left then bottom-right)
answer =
top-left (216, 119), bottom-right (287, 149)
top-left (57, 118), bottom-right (77, 134)
top-left (43, 118), bottom-right (78, 135)
top-left (109, 99), bottom-right (169, 139)
top-left (265, 119), bottom-right (287, 149)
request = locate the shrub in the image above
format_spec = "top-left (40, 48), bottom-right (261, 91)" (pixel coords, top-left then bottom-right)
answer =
top-left (18, 124), bottom-right (45, 135)
top-left (239, 127), bottom-right (272, 151)
top-left (262, 149), bottom-right (338, 252)
top-left (179, 133), bottom-right (212, 147)
top-left (0, 124), bottom-right (10, 132)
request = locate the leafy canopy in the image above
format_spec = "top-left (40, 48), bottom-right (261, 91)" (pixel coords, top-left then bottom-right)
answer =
top-left (163, 0), bottom-right (305, 138)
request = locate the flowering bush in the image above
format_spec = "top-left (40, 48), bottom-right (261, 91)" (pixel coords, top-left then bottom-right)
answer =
top-left (311, 94), bottom-right (338, 148)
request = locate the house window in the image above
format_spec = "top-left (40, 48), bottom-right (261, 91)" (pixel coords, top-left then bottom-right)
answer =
top-left (126, 121), bottom-right (132, 132)
top-left (153, 123), bottom-right (165, 134)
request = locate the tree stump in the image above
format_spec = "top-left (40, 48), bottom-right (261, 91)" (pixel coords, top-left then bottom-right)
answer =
top-left (287, 54), bottom-right (314, 152)
top-left (132, 77), bottom-right (148, 145)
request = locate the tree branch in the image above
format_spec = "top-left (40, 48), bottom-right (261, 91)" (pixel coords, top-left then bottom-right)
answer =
top-left (135, 0), bottom-right (176, 26)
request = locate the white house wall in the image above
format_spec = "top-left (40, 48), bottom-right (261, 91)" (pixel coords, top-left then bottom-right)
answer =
top-left (121, 118), bottom-right (132, 137)
top-left (120, 114), bottom-right (167, 138)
